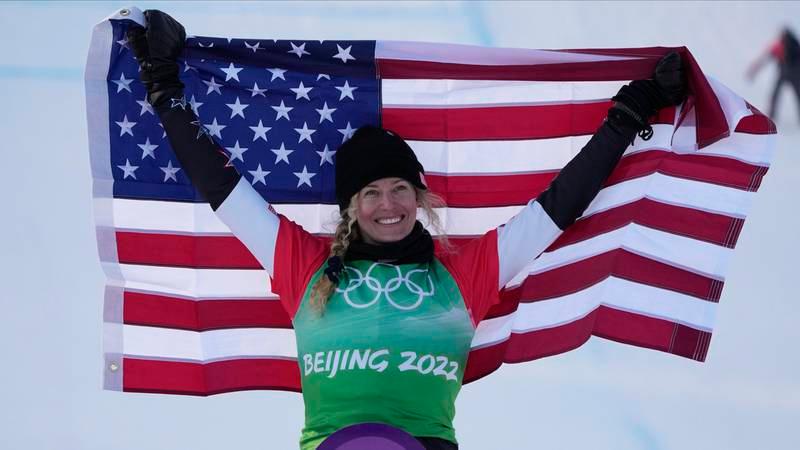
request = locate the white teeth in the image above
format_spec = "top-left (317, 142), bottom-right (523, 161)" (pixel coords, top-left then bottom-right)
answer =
top-left (377, 217), bottom-right (401, 225)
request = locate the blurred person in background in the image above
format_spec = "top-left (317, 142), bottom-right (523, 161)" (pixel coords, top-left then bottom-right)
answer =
top-left (747, 26), bottom-right (800, 123)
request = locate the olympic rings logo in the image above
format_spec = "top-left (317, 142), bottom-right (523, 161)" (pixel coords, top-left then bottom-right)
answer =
top-left (335, 262), bottom-right (435, 311)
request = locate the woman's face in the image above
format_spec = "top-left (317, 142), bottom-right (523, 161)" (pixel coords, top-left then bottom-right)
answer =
top-left (356, 177), bottom-right (418, 245)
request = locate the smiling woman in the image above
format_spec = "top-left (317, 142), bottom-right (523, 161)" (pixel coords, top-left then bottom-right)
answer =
top-left (125, 9), bottom-right (685, 450)
top-left (357, 178), bottom-right (418, 244)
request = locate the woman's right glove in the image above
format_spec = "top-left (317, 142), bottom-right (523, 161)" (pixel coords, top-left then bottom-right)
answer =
top-left (608, 51), bottom-right (687, 141)
top-left (126, 10), bottom-right (187, 109)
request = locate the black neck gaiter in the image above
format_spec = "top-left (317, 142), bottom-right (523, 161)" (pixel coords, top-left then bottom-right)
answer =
top-left (345, 221), bottom-right (434, 265)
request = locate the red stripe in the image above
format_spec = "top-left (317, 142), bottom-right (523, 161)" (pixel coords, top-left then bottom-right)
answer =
top-left (552, 197), bottom-right (745, 250)
top-left (735, 113), bottom-right (777, 135)
top-left (123, 357), bottom-right (301, 395)
top-left (605, 149), bottom-right (768, 192)
top-left (124, 291), bottom-right (293, 330)
top-left (383, 103), bottom-right (675, 142)
top-left (116, 232), bottom-right (262, 269)
top-left (384, 102), bottom-right (610, 141)
top-left (516, 248), bottom-right (722, 303)
top-left (485, 248), bottom-right (721, 321)
top-left (738, 103), bottom-right (777, 134)
top-left (464, 305), bottom-right (710, 383)
top-left (424, 148), bottom-right (766, 207)
top-left (377, 56), bottom-right (658, 82)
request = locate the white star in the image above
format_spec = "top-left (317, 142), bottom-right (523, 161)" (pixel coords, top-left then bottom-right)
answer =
top-left (160, 160), bottom-right (181, 182)
top-left (294, 122), bottom-right (316, 143)
top-left (249, 120), bottom-right (271, 142)
top-left (183, 62), bottom-right (198, 73)
top-left (244, 41), bottom-right (262, 52)
top-left (220, 62), bottom-right (244, 82)
top-left (203, 118), bottom-right (226, 139)
top-left (136, 97), bottom-right (154, 116)
top-left (224, 140), bottom-right (249, 163)
top-left (248, 164), bottom-right (270, 186)
top-left (272, 100), bottom-right (293, 121)
top-left (335, 80), bottom-right (357, 100)
top-left (317, 73), bottom-right (331, 81)
top-left (117, 159), bottom-right (138, 179)
top-left (290, 81), bottom-right (313, 100)
top-left (158, 122), bottom-right (166, 138)
top-left (188, 95), bottom-right (203, 115)
top-left (338, 122), bottom-right (356, 142)
top-left (116, 36), bottom-right (129, 53)
top-left (315, 102), bottom-right (336, 123)
top-left (247, 82), bottom-right (267, 97)
top-left (112, 73), bottom-right (133, 93)
top-left (271, 142), bottom-right (294, 164)
top-left (333, 44), bottom-right (356, 63)
top-left (115, 115), bottom-right (136, 136)
top-left (267, 68), bottom-right (287, 81)
top-left (198, 42), bottom-right (215, 48)
top-left (316, 144), bottom-right (336, 166)
top-left (191, 120), bottom-right (212, 140)
top-left (288, 42), bottom-right (310, 58)
top-left (170, 96), bottom-right (187, 110)
top-left (137, 137), bottom-right (159, 159)
top-left (226, 97), bottom-right (249, 119)
top-left (294, 165), bottom-right (317, 188)
top-left (203, 77), bottom-right (223, 95)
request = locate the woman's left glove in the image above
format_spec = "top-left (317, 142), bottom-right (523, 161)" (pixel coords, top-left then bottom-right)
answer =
top-left (609, 51), bottom-right (687, 140)
top-left (126, 10), bottom-right (187, 108)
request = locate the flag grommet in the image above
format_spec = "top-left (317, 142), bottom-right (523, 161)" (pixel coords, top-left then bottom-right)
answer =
top-left (108, 362), bottom-right (119, 372)
top-left (119, 9), bottom-right (129, 17)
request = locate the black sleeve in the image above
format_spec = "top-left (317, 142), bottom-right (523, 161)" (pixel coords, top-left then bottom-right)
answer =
top-left (536, 119), bottom-right (639, 230)
top-left (153, 94), bottom-right (241, 211)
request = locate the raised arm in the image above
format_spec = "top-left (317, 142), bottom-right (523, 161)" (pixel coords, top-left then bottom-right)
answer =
top-left (497, 52), bottom-right (686, 288)
top-left (127, 10), bottom-right (280, 276)
top-left (747, 34), bottom-right (783, 81)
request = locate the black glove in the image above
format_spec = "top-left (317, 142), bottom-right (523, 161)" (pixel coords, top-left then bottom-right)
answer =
top-left (126, 10), bottom-right (187, 108)
top-left (608, 51), bottom-right (687, 140)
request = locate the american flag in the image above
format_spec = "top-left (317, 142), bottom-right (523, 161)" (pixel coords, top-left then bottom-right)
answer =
top-left (86, 8), bottom-right (776, 395)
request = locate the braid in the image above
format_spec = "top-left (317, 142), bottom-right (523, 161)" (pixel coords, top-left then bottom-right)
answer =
top-left (309, 194), bottom-right (359, 313)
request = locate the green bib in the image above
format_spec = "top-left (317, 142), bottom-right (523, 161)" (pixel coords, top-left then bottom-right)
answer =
top-left (293, 259), bottom-right (475, 449)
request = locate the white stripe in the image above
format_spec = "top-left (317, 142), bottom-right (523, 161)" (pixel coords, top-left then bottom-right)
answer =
top-left (697, 129), bottom-right (776, 166)
top-left (376, 41), bottom-right (638, 66)
top-left (112, 172), bottom-right (753, 237)
top-left (506, 222), bottom-right (731, 290)
top-left (408, 126), bottom-right (770, 177)
top-left (472, 276), bottom-right (717, 348)
top-left (123, 325), bottom-right (297, 361)
top-left (382, 79), bottom-right (626, 106)
top-left (410, 136), bottom-right (591, 175)
top-left (584, 171), bottom-right (755, 218)
top-left (381, 79), bottom-right (626, 108)
top-left (708, 75), bottom-right (751, 134)
top-left (116, 263), bottom-right (274, 298)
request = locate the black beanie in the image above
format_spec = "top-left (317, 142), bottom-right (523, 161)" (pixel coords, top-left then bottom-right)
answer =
top-left (335, 126), bottom-right (427, 210)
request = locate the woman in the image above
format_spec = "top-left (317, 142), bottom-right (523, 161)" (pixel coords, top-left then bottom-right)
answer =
top-left (128, 10), bottom-right (685, 450)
